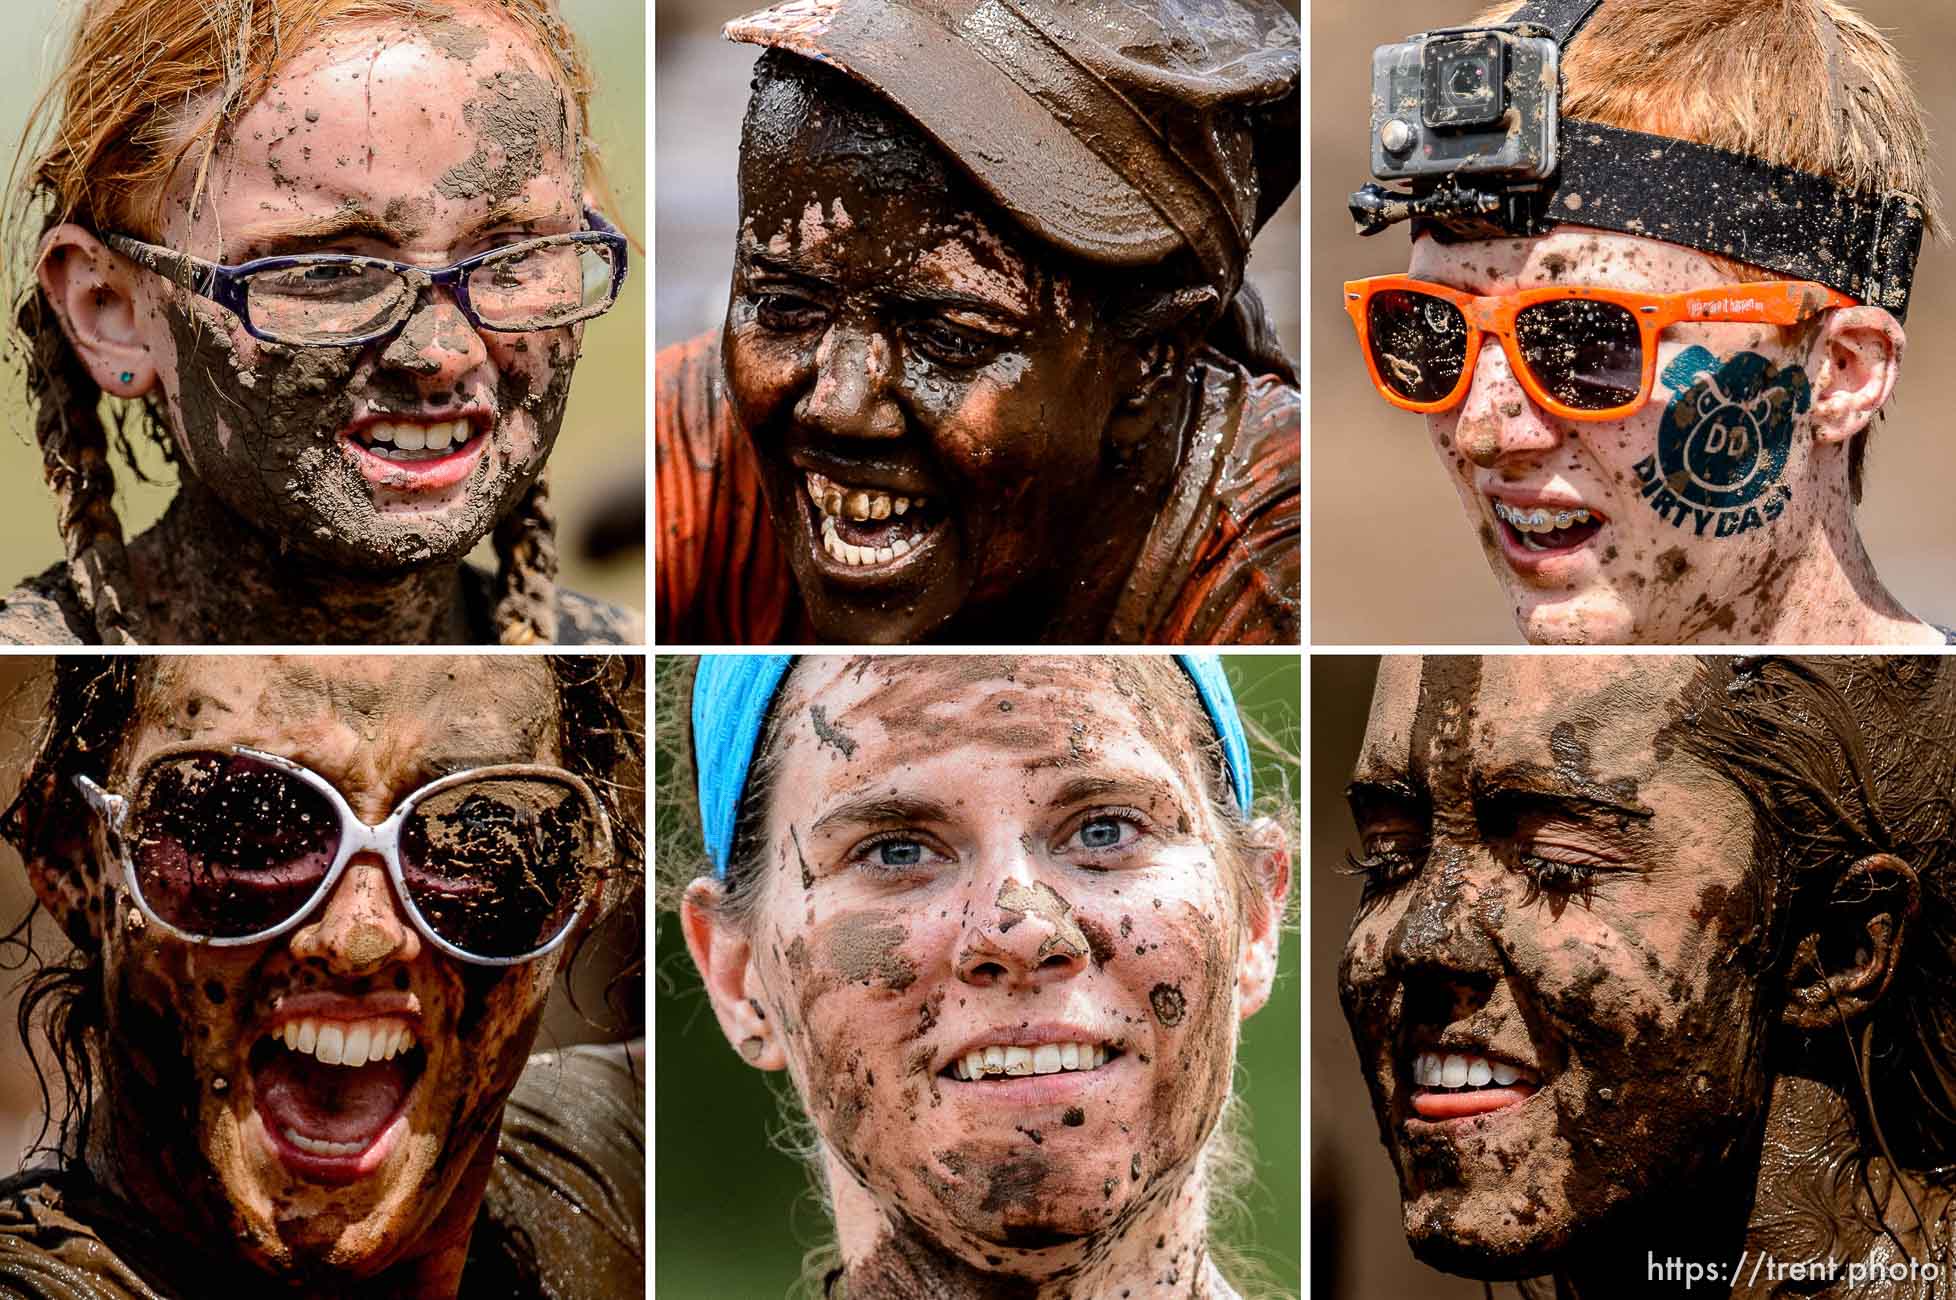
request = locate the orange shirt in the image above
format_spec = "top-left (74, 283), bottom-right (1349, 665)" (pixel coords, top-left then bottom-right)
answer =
top-left (655, 331), bottom-right (1298, 645)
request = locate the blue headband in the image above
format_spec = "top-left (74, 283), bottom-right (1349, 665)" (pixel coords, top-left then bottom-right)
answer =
top-left (692, 655), bottom-right (1253, 876)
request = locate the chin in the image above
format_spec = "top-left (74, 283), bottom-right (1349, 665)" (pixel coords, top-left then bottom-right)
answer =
top-left (1509, 590), bottom-right (1635, 645)
top-left (1404, 1197), bottom-right (1576, 1281)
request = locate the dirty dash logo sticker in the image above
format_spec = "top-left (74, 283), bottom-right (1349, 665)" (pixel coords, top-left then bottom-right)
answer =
top-left (1632, 346), bottom-right (1809, 539)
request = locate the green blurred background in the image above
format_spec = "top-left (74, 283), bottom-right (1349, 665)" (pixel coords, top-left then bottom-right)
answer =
top-left (0, 0), bottom-right (645, 617)
top-left (653, 653), bottom-right (1302, 1298)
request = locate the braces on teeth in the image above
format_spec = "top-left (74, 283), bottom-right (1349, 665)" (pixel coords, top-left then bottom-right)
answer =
top-left (953, 1042), bottom-right (1110, 1080)
top-left (1495, 500), bottom-right (1593, 534)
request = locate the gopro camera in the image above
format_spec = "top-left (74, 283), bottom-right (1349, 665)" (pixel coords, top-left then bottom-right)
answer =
top-left (1369, 26), bottom-right (1559, 182)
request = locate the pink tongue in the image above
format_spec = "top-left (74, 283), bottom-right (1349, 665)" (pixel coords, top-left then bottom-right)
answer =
top-left (1412, 1085), bottom-right (1536, 1119)
top-left (255, 1053), bottom-right (410, 1145)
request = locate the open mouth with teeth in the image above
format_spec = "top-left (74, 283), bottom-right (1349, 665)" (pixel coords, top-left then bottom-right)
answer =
top-left (248, 1016), bottom-right (425, 1178)
top-left (350, 418), bottom-right (479, 463)
top-left (1493, 498), bottom-right (1605, 553)
top-left (804, 470), bottom-right (945, 570)
top-left (1407, 1049), bottom-right (1540, 1120)
top-left (947, 1041), bottom-right (1116, 1082)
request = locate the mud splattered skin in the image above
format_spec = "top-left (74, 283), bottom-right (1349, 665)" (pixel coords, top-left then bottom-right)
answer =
top-left (1409, 228), bottom-right (1933, 645)
top-left (1339, 657), bottom-right (1950, 1297)
top-left (30, 13), bottom-right (596, 644)
top-left (688, 658), bottom-right (1286, 1296)
top-left (60, 658), bottom-right (577, 1290)
top-left (723, 66), bottom-right (1191, 645)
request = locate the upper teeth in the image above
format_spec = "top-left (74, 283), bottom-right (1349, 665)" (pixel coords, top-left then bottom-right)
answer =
top-left (273, 1016), bottom-right (416, 1069)
top-left (1412, 1050), bottom-right (1528, 1089)
top-left (1495, 500), bottom-right (1591, 533)
top-left (364, 419), bottom-right (469, 453)
top-left (805, 471), bottom-right (925, 522)
top-left (953, 1041), bottom-right (1109, 1081)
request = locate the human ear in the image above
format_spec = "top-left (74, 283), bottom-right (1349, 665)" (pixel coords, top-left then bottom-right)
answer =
top-left (1233, 816), bottom-right (1292, 1022)
top-left (16, 773), bottom-right (109, 954)
top-left (1104, 285), bottom-right (1218, 459)
top-left (35, 224), bottom-right (157, 400)
top-left (681, 877), bottom-right (786, 1070)
top-left (1805, 306), bottom-right (1905, 445)
top-left (1779, 852), bottom-right (1917, 1030)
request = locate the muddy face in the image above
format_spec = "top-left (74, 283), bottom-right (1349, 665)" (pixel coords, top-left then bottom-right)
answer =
top-left (1410, 228), bottom-right (1837, 644)
top-left (126, 13), bottom-right (585, 571)
top-left (742, 658), bottom-right (1251, 1267)
top-left (725, 71), bottom-right (1153, 643)
top-left (89, 657), bottom-right (566, 1280)
top-left (1340, 656), bottom-right (1775, 1277)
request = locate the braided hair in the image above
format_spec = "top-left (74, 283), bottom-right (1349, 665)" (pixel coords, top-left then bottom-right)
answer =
top-left (6, 0), bottom-right (610, 645)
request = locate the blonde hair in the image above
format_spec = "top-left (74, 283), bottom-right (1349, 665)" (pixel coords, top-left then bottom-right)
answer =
top-left (1477, 0), bottom-right (1935, 500)
top-left (6, 0), bottom-right (614, 643)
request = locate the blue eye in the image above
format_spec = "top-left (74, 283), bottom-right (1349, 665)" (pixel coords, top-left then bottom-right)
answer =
top-left (1079, 818), bottom-right (1123, 849)
top-left (876, 841), bottom-right (924, 867)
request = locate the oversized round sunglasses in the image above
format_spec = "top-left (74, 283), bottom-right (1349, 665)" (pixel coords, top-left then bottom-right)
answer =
top-left (1343, 276), bottom-right (1856, 422)
top-left (75, 745), bottom-right (613, 965)
top-left (101, 209), bottom-right (628, 348)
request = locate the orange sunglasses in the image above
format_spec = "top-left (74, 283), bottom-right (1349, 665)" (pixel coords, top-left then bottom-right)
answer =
top-left (1343, 276), bottom-right (1856, 422)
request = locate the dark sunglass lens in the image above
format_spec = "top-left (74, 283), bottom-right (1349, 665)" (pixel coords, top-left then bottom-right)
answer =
top-left (1365, 289), bottom-right (1469, 403)
top-left (132, 754), bottom-right (339, 938)
top-left (400, 776), bottom-right (601, 959)
top-left (1514, 299), bottom-right (1643, 410)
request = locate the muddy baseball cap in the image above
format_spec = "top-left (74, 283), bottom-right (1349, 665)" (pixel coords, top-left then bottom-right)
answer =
top-left (726, 0), bottom-right (1299, 295)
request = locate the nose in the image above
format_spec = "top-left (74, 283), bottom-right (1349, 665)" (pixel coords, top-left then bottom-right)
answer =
top-left (794, 318), bottom-right (904, 439)
top-left (1451, 340), bottom-right (1564, 469)
top-left (377, 286), bottom-right (489, 389)
top-left (1383, 847), bottom-right (1502, 986)
top-left (955, 856), bottom-right (1092, 991)
top-left (285, 857), bottom-right (421, 976)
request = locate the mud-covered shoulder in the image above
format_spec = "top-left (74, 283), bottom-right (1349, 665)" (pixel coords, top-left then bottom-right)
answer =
top-left (0, 564), bottom-right (92, 646)
top-left (555, 588), bottom-right (644, 646)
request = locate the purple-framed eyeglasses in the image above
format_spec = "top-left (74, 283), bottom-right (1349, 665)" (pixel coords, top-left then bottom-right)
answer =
top-left (101, 209), bottom-right (629, 348)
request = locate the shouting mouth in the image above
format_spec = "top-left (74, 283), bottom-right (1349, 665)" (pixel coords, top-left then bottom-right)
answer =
top-left (249, 1013), bottom-right (426, 1183)
top-left (801, 470), bottom-right (946, 575)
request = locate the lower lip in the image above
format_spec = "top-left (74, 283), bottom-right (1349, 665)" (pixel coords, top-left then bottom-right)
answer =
top-left (1492, 510), bottom-right (1605, 578)
top-left (342, 429), bottom-right (487, 491)
top-left (799, 490), bottom-right (945, 586)
top-left (941, 1061), bottom-right (1117, 1105)
top-left (260, 1109), bottom-right (409, 1185)
top-left (1408, 1084), bottom-right (1539, 1123)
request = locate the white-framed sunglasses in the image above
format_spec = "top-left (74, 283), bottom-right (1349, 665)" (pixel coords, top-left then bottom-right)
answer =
top-left (75, 744), bottom-right (612, 966)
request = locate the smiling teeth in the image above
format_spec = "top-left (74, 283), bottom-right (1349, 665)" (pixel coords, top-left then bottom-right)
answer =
top-left (364, 419), bottom-right (469, 455)
top-left (805, 471), bottom-right (925, 522)
top-left (1412, 1050), bottom-right (1529, 1089)
top-left (274, 1017), bottom-right (415, 1069)
top-left (954, 1042), bottom-right (1109, 1081)
top-left (821, 516), bottom-right (913, 567)
top-left (1494, 499), bottom-right (1592, 534)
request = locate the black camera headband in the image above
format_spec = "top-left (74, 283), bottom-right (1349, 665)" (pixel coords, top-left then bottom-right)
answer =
top-left (1364, 0), bottom-right (1927, 320)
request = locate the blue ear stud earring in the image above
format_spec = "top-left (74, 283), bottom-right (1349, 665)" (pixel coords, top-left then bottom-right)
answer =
top-left (118, 372), bottom-right (133, 383)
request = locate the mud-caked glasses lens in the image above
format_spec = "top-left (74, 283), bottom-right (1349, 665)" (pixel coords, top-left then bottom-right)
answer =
top-left (1365, 289), bottom-right (1470, 404)
top-left (399, 773), bottom-right (605, 960)
top-left (1513, 298), bottom-right (1644, 411)
top-left (130, 752), bottom-right (341, 940)
top-left (241, 239), bottom-right (623, 345)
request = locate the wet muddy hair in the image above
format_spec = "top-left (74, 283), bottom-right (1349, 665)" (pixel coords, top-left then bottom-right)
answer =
top-left (1475, 0), bottom-right (1938, 503)
top-left (0, 654), bottom-right (645, 1164)
top-left (1677, 656), bottom-right (1956, 1182)
top-left (4, 0), bottom-right (614, 644)
top-left (739, 49), bottom-right (1298, 389)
